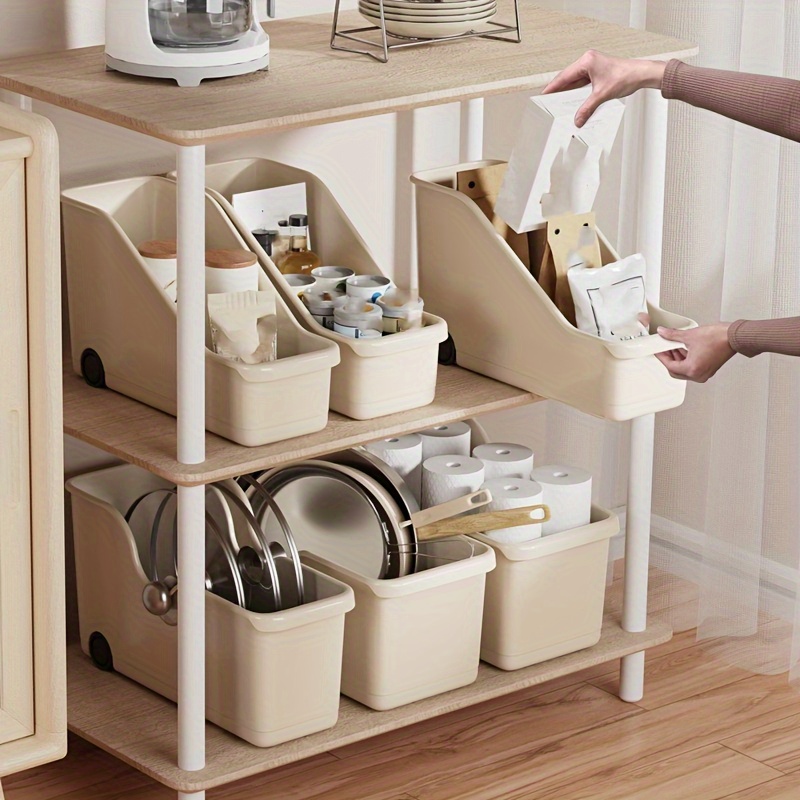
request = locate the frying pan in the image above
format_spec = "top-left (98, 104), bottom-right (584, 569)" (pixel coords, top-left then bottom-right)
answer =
top-left (256, 457), bottom-right (550, 579)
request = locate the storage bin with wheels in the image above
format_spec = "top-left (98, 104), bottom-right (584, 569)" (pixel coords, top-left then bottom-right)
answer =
top-left (62, 176), bottom-right (340, 447)
top-left (196, 158), bottom-right (449, 420)
top-left (303, 539), bottom-right (495, 711)
top-left (66, 464), bottom-right (355, 748)
top-left (412, 160), bottom-right (697, 422)
top-left (471, 507), bottom-right (619, 670)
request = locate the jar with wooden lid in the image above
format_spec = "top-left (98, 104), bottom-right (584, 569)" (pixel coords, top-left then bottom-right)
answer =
top-left (138, 239), bottom-right (178, 302)
top-left (205, 248), bottom-right (261, 295)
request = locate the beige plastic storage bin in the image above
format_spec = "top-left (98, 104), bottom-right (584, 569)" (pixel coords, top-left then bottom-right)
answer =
top-left (195, 158), bottom-right (448, 419)
top-left (67, 464), bottom-right (354, 748)
top-left (304, 540), bottom-right (495, 711)
top-left (412, 160), bottom-right (697, 422)
top-left (471, 507), bottom-right (619, 671)
top-left (62, 176), bottom-right (340, 447)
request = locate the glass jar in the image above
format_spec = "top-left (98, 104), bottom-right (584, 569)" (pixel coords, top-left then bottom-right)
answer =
top-left (148, 0), bottom-right (253, 48)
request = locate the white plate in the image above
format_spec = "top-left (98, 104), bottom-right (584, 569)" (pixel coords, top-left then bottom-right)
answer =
top-left (361, 0), bottom-right (494, 11)
top-left (360, 10), bottom-right (496, 34)
top-left (360, 0), bottom-right (495, 16)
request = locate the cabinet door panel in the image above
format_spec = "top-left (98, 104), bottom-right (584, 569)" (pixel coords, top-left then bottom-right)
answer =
top-left (0, 155), bottom-right (33, 745)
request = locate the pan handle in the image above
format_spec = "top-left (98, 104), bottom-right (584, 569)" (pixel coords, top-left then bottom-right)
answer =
top-left (415, 504), bottom-right (551, 542)
top-left (405, 489), bottom-right (493, 530)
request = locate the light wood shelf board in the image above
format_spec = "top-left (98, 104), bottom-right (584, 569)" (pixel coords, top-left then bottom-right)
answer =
top-left (67, 616), bottom-right (671, 793)
top-left (63, 362), bottom-right (541, 486)
top-left (0, 7), bottom-right (696, 144)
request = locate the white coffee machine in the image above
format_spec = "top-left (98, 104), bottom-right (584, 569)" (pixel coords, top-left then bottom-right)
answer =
top-left (105, 0), bottom-right (271, 87)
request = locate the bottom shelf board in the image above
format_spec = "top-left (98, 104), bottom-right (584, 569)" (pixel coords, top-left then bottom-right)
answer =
top-left (67, 616), bottom-right (671, 793)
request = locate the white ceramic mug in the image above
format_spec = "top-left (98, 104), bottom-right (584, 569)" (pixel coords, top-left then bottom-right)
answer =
top-left (346, 274), bottom-right (394, 303)
top-left (284, 274), bottom-right (316, 296)
top-left (311, 266), bottom-right (354, 293)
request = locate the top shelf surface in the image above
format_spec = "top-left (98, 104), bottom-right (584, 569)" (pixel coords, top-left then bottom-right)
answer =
top-left (0, 6), bottom-right (696, 144)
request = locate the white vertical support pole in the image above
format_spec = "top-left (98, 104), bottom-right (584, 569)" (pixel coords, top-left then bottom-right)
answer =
top-left (13, 93), bottom-right (32, 112)
top-left (619, 86), bottom-right (669, 704)
top-left (460, 98), bottom-right (484, 163)
top-left (394, 110), bottom-right (417, 289)
top-left (176, 144), bottom-right (207, 800)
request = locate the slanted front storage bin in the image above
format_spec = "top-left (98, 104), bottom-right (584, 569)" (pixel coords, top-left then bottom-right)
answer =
top-left (471, 507), bottom-right (619, 671)
top-left (412, 160), bottom-right (697, 422)
top-left (67, 464), bottom-right (355, 748)
top-left (199, 158), bottom-right (449, 420)
top-left (304, 540), bottom-right (495, 711)
top-left (62, 177), bottom-right (340, 447)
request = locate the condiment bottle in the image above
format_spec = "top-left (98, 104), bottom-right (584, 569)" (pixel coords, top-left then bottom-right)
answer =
top-left (252, 228), bottom-right (278, 258)
top-left (279, 214), bottom-right (322, 275)
top-left (333, 297), bottom-right (383, 339)
top-left (377, 288), bottom-right (425, 334)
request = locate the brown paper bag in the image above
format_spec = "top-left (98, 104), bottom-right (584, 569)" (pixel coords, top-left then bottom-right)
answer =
top-left (457, 164), bottom-right (530, 268)
top-left (539, 211), bottom-right (602, 325)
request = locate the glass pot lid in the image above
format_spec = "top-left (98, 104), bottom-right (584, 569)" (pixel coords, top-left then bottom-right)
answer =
top-left (148, 0), bottom-right (254, 48)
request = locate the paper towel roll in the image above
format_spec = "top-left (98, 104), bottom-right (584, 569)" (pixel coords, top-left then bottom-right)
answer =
top-left (419, 422), bottom-right (472, 460)
top-left (473, 443), bottom-right (535, 481)
top-left (531, 465), bottom-right (592, 535)
top-left (481, 478), bottom-right (544, 544)
top-left (421, 455), bottom-right (485, 509)
top-left (364, 434), bottom-right (423, 505)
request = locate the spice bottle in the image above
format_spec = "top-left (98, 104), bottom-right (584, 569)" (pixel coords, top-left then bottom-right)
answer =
top-left (279, 214), bottom-right (322, 275)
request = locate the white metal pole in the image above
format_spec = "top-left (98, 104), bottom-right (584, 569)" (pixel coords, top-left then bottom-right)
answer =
top-left (460, 98), bottom-right (484, 163)
top-left (176, 144), bottom-right (207, 799)
top-left (12, 92), bottom-right (32, 112)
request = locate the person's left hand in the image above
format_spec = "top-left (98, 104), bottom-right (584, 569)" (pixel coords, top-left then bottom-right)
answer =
top-left (654, 323), bottom-right (736, 383)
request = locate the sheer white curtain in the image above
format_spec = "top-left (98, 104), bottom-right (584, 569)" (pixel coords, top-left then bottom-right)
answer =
top-left (484, 0), bottom-right (800, 679)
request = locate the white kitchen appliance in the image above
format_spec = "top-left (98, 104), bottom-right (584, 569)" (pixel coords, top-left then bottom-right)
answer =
top-left (105, 0), bottom-right (271, 87)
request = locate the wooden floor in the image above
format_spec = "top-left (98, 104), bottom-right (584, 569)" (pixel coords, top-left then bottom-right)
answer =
top-left (8, 575), bottom-right (800, 799)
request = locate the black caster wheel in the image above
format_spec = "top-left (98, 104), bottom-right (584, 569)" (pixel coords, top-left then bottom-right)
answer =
top-left (438, 334), bottom-right (457, 366)
top-left (88, 632), bottom-right (114, 672)
top-left (80, 348), bottom-right (106, 389)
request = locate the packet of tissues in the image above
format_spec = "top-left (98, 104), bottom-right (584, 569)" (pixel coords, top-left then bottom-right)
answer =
top-left (567, 253), bottom-right (649, 342)
top-left (208, 291), bottom-right (278, 364)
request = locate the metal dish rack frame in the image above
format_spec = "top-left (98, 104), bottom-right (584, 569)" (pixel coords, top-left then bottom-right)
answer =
top-left (330, 0), bottom-right (521, 63)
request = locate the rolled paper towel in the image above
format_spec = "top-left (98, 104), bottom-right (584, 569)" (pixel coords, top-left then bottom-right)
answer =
top-left (481, 478), bottom-right (544, 544)
top-left (530, 465), bottom-right (593, 535)
top-left (473, 443), bottom-right (535, 480)
top-left (364, 434), bottom-right (423, 505)
top-left (419, 421), bottom-right (471, 460)
top-left (421, 455), bottom-right (485, 509)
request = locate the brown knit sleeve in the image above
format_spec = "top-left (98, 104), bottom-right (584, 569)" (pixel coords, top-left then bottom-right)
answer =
top-left (728, 318), bottom-right (800, 358)
top-left (662, 59), bottom-right (800, 142)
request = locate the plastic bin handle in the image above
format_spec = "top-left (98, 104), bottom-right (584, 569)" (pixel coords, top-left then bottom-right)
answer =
top-left (603, 326), bottom-right (697, 360)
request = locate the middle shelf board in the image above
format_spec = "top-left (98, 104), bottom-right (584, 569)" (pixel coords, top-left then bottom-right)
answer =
top-left (63, 360), bottom-right (542, 486)
top-left (67, 616), bottom-right (672, 793)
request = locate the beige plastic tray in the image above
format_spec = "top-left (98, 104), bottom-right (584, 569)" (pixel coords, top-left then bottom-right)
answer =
top-left (303, 539), bottom-right (495, 711)
top-left (66, 464), bottom-right (354, 748)
top-left (62, 176), bottom-right (340, 447)
top-left (194, 158), bottom-right (449, 420)
top-left (470, 506), bottom-right (618, 671)
top-left (412, 160), bottom-right (697, 421)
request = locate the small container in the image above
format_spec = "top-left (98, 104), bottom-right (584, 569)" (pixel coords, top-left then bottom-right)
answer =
top-left (252, 228), bottom-right (278, 257)
top-left (138, 239), bottom-right (178, 302)
top-left (345, 274), bottom-right (393, 303)
top-left (311, 266), bottom-right (354, 294)
top-left (205, 248), bottom-right (260, 295)
top-left (303, 289), bottom-right (344, 331)
top-left (333, 298), bottom-right (383, 339)
top-left (378, 290), bottom-right (425, 335)
top-left (279, 214), bottom-right (322, 276)
top-left (284, 274), bottom-right (316, 296)
top-left (273, 219), bottom-right (291, 263)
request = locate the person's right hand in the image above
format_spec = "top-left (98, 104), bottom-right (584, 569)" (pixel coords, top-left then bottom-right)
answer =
top-left (542, 50), bottom-right (667, 128)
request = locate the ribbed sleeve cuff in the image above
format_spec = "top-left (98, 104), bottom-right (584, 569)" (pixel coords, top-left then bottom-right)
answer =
top-left (728, 318), bottom-right (800, 358)
top-left (728, 320), bottom-right (755, 357)
top-left (661, 59), bottom-right (684, 100)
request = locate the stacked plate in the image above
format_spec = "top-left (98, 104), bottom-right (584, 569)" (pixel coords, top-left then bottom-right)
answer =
top-left (360, 0), bottom-right (497, 39)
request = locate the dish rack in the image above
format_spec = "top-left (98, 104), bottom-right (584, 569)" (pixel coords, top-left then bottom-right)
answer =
top-left (195, 158), bottom-right (448, 420)
top-left (330, 0), bottom-right (522, 63)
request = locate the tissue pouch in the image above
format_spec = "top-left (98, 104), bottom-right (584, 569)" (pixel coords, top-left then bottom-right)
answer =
top-left (539, 211), bottom-right (602, 324)
top-left (568, 253), bottom-right (649, 342)
top-left (208, 290), bottom-right (278, 364)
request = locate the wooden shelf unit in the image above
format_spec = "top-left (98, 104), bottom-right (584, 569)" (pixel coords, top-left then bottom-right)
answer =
top-left (63, 361), bottom-right (541, 485)
top-left (68, 616), bottom-right (671, 794)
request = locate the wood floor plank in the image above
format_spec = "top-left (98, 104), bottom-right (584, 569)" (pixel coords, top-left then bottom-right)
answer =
top-left (718, 773), bottom-right (800, 799)
top-left (722, 713), bottom-right (800, 774)
top-left (413, 673), bottom-right (800, 800)
top-left (533, 744), bottom-right (780, 800)
top-left (588, 641), bottom-right (752, 709)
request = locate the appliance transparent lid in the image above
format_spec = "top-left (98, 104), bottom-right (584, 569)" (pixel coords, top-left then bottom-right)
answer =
top-left (148, 0), bottom-right (254, 48)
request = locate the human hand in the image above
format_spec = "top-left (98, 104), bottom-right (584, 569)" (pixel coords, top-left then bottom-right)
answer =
top-left (542, 50), bottom-right (667, 127)
top-left (654, 323), bottom-right (736, 383)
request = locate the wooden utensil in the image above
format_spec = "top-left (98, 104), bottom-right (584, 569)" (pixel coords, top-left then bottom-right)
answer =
top-left (416, 504), bottom-right (551, 541)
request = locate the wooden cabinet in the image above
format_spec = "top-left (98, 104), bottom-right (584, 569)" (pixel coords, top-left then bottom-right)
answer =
top-left (0, 105), bottom-right (66, 793)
